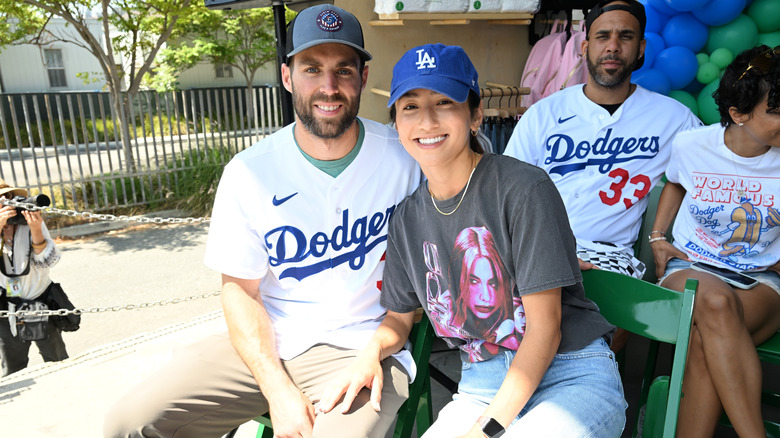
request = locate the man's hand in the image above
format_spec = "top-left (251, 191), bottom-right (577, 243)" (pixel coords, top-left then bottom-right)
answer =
top-left (268, 386), bottom-right (316, 438)
top-left (317, 345), bottom-right (384, 414)
top-left (578, 258), bottom-right (598, 271)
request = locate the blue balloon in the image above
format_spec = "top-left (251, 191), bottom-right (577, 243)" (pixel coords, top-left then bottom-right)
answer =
top-left (654, 46), bottom-right (698, 89)
top-left (692, 0), bottom-right (745, 26)
top-left (645, 32), bottom-right (666, 58)
top-left (665, 0), bottom-right (709, 11)
top-left (662, 13), bottom-right (709, 53)
top-left (638, 32), bottom-right (664, 71)
top-left (639, 0), bottom-right (670, 34)
top-left (633, 68), bottom-right (672, 95)
top-left (648, 0), bottom-right (678, 16)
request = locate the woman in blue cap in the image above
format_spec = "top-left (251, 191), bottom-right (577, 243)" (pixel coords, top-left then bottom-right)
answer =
top-left (319, 44), bottom-right (626, 437)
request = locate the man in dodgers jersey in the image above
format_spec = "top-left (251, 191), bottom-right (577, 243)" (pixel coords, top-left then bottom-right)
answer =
top-left (505, 0), bottom-right (700, 278)
top-left (504, 0), bottom-right (700, 349)
top-left (103, 5), bottom-right (422, 438)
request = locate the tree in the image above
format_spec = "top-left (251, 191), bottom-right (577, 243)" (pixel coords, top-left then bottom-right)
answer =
top-left (0, 4), bottom-right (46, 48)
top-left (154, 6), bottom-right (295, 127)
top-left (0, 0), bottom-right (195, 172)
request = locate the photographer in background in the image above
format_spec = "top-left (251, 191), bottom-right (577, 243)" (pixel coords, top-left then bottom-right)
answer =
top-left (0, 178), bottom-right (66, 377)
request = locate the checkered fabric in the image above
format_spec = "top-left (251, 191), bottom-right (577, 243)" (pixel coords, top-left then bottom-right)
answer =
top-left (577, 249), bottom-right (646, 279)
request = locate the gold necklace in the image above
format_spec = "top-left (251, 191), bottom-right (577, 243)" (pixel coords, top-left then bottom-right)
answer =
top-left (430, 153), bottom-right (478, 216)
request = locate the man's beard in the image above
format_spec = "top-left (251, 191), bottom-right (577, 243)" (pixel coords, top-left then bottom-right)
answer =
top-left (586, 50), bottom-right (635, 89)
top-left (293, 91), bottom-right (360, 140)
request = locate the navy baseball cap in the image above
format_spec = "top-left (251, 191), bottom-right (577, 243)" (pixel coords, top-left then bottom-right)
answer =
top-left (585, 0), bottom-right (646, 38)
top-left (285, 5), bottom-right (372, 63)
top-left (388, 44), bottom-right (480, 108)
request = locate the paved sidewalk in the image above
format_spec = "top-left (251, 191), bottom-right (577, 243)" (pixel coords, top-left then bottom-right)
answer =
top-left (0, 312), bottom-right (229, 437)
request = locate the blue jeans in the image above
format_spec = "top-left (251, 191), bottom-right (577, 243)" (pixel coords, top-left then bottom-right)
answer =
top-left (422, 337), bottom-right (627, 437)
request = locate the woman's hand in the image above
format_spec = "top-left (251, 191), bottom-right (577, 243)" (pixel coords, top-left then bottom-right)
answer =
top-left (766, 260), bottom-right (780, 276)
top-left (317, 344), bottom-right (384, 414)
top-left (0, 205), bottom-right (16, 228)
top-left (23, 210), bottom-right (48, 253)
top-left (651, 239), bottom-right (689, 279)
top-left (22, 210), bottom-right (44, 233)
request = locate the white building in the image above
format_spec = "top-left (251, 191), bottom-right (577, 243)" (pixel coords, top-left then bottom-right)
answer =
top-left (0, 16), bottom-right (279, 93)
top-left (176, 59), bottom-right (279, 89)
top-left (0, 18), bottom-right (112, 93)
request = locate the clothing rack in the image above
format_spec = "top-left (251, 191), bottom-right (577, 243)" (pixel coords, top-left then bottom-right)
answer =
top-left (480, 82), bottom-right (526, 154)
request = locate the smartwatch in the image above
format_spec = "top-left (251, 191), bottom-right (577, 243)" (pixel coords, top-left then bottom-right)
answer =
top-left (477, 416), bottom-right (506, 438)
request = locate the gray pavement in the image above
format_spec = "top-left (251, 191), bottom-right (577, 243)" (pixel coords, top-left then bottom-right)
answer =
top-left (0, 219), bottom-right (229, 437)
top-left (32, 219), bottom-right (223, 369)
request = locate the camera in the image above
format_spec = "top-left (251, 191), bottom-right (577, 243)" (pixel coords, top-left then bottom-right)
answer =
top-left (6, 194), bottom-right (50, 225)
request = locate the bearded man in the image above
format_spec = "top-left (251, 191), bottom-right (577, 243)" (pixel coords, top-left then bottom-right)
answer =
top-left (504, 0), bottom-right (702, 351)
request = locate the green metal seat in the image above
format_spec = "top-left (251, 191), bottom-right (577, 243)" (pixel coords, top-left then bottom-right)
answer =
top-left (581, 269), bottom-right (697, 438)
top-left (250, 313), bottom-right (436, 438)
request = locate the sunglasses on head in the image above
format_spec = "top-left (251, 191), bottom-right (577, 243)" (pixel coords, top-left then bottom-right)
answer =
top-left (734, 46), bottom-right (780, 86)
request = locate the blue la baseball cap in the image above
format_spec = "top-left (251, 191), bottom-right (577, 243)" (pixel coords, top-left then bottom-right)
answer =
top-left (388, 44), bottom-right (480, 108)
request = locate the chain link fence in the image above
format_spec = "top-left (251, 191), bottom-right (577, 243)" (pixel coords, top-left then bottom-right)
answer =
top-left (1, 197), bottom-right (219, 318)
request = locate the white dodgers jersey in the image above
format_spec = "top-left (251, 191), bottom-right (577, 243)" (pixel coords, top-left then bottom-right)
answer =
top-left (505, 84), bottom-right (701, 251)
top-left (204, 118), bottom-right (423, 361)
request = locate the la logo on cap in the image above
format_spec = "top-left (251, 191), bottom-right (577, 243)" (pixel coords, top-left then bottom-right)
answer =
top-left (415, 49), bottom-right (436, 70)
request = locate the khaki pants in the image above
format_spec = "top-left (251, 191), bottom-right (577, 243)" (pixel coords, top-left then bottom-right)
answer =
top-left (103, 332), bottom-right (409, 438)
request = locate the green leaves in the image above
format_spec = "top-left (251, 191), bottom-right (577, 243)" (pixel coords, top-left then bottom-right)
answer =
top-left (153, 6), bottom-right (296, 91)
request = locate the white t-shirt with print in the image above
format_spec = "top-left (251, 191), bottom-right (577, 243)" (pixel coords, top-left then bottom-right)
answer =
top-left (667, 124), bottom-right (780, 272)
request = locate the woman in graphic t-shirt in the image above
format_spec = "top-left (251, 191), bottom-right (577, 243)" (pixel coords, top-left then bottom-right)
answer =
top-left (317, 44), bottom-right (627, 438)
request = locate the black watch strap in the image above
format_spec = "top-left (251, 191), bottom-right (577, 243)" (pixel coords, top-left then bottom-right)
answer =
top-left (478, 416), bottom-right (506, 438)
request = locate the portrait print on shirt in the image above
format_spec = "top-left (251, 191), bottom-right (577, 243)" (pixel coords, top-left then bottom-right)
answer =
top-left (424, 226), bottom-right (525, 362)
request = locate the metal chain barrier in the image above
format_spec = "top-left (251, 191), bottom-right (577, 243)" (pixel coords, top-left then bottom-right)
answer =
top-left (0, 291), bottom-right (221, 318)
top-left (0, 198), bottom-right (210, 224)
top-left (1, 198), bottom-right (217, 319)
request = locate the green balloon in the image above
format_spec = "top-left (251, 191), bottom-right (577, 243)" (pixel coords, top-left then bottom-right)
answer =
top-left (706, 14), bottom-right (759, 57)
top-left (697, 79), bottom-right (721, 125)
top-left (709, 48), bottom-right (734, 69)
top-left (696, 52), bottom-right (710, 66)
top-left (758, 31), bottom-right (780, 48)
top-left (747, 0), bottom-right (780, 33)
top-left (669, 90), bottom-right (699, 116)
top-left (697, 62), bottom-right (721, 85)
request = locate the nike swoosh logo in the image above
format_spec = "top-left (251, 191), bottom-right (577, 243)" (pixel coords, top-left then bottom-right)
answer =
top-left (558, 115), bottom-right (576, 124)
top-left (272, 192), bottom-right (298, 206)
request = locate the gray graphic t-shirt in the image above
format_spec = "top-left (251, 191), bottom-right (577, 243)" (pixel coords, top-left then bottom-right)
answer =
top-left (381, 153), bottom-right (614, 363)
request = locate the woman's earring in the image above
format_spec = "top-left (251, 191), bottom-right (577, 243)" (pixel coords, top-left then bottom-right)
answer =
top-left (739, 122), bottom-right (744, 126)
top-left (470, 129), bottom-right (478, 137)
